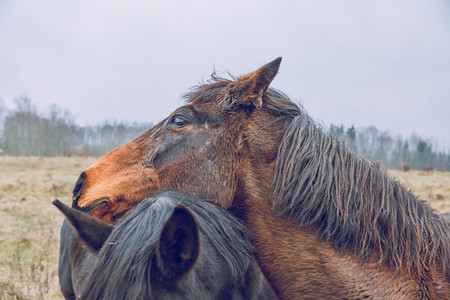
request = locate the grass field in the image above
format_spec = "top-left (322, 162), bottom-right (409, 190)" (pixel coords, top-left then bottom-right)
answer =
top-left (0, 156), bottom-right (97, 299)
top-left (0, 156), bottom-right (449, 299)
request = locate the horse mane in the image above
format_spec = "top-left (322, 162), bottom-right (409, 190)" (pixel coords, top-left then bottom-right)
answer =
top-left (272, 112), bottom-right (450, 277)
top-left (82, 191), bottom-right (255, 299)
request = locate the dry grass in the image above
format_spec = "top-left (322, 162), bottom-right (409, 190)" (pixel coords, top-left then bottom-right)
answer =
top-left (0, 156), bottom-right (96, 300)
top-left (0, 157), bottom-right (448, 299)
top-left (389, 169), bottom-right (450, 213)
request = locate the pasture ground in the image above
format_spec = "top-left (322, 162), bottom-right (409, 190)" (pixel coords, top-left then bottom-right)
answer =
top-left (0, 156), bottom-right (448, 299)
top-left (0, 156), bottom-right (96, 299)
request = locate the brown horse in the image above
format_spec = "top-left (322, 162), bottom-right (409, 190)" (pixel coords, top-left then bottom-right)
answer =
top-left (71, 58), bottom-right (450, 299)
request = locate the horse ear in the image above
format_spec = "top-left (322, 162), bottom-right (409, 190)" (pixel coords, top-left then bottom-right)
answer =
top-left (221, 57), bottom-right (282, 110)
top-left (53, 199), bottom-right (113, 252)
top-left (157, 205), bottom-right (199, 279)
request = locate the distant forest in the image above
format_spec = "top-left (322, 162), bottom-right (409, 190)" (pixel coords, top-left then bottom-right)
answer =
top-left (0, 96), bottom-right (152, 157)
top-left (0, 96), bottom-right (449, 171)
top-left (329, 124), bottom-right (449, 171)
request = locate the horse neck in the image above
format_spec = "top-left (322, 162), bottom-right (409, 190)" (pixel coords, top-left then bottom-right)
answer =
top-left (241, 196), bottom-right (345, 298)
top-left (242, 195), bottom-right (450, 299)
top-left (237, 115), bottom-right (450, 298)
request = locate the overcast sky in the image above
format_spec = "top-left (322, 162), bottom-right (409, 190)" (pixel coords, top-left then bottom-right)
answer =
top-left (1, 0), bottom-right (449, 150)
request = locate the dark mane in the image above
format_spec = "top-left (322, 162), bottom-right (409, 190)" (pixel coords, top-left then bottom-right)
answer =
top-left (272, 111), bottom-right (450, 277)
top-left (82, 191), bottom-right (255, 299)
top-left (184, 75), bottom-right (231, 104)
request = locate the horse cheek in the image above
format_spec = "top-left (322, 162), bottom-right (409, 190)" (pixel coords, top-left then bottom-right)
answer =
top-left (208, 158), bottom-right (237, 208)
top-left (208, 138), bottom-right (239, 208)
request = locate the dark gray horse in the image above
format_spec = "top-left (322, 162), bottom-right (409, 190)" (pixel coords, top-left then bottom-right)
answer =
top-left (55, 192), bottom-right (276, 299)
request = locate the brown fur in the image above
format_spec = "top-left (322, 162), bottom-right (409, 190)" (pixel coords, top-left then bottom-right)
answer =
top-left (73, 58), bottom-right (450, 299)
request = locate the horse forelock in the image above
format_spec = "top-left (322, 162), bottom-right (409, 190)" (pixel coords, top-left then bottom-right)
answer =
top-left (184, 75), bottom-right (301, 119)
top-left (171, 192), bottom-right (255, 285)
top-left (271, 114), bottom-right (450, 278)
top-left (184, 76), bottom-right (231, 105)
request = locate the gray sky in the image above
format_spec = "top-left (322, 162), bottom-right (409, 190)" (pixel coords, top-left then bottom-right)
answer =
top-left (1, 0), bottom-right (449, 150)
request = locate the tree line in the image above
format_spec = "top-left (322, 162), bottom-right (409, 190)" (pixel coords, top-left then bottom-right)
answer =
top-left (329, 124), bottom-right (449, 171)
top-left (0, 96), bottom-right (152, 156)
top-left (0, 96), bottom-right (448, 171)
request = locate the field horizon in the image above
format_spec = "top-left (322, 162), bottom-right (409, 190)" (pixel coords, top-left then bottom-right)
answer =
top-left (0, 156), bottom-right (448, 299)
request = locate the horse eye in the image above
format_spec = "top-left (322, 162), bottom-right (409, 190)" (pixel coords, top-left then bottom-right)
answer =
top-left (170, 117), bottom-right (187, 128)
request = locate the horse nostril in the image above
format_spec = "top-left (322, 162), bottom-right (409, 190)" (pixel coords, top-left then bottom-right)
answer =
top-left (72, 172), bottom-right (86, 209)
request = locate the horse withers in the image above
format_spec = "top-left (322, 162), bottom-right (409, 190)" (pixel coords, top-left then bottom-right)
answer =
top-left (55, 192), bottom-right (276, 299)
top-left (70, 58), bottom-right (450, 298)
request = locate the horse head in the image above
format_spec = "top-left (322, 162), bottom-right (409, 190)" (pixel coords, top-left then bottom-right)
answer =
top-left (73, 57), bottom-right (295, 223)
